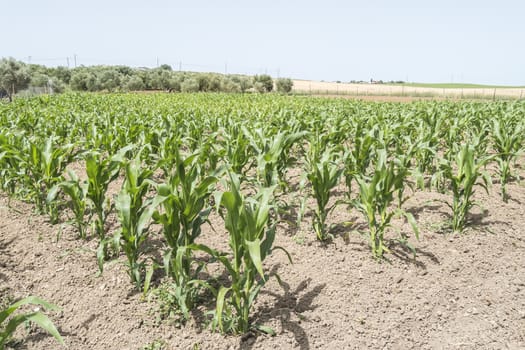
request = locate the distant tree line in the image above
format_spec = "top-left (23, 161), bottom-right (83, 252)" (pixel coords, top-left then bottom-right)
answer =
top-left (0, 57), bottom-right (294, 100)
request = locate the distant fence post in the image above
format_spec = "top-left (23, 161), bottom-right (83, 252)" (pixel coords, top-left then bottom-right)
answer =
top-left (493, 88), bottom-right (496, 101)
top-left (520, 90), bottom-right (523, 99)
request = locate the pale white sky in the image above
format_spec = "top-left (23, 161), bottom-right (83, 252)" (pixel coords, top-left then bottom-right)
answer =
top-left (2, 0), bottom-right (524, 85)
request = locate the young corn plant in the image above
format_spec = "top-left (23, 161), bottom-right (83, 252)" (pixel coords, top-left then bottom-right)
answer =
top-left (247, 128), bottom-right (307, 189)
top-left (413, 109), bottom-right (442, 176)
top-left (434, 122), bottom-right (468, 194)
top-left (19, 137), bottom-right (74, 222)
top-left (85, 146), bottom-right (130, 268)
top-left (432, 144), bottom-right (493, 233)
top-left (343, 125), bottom-right (377, 200)
top-left (0, 134), bottom-right (23, 198)
top-left (393, 136), bottom-right (422, 206)
top-left (221, 125), bottom-right (254, 179)
top-left (353, 149), bottom-right (418, 259)
top-left (305, 146), bottom-right (344, 241)
top-left (47, 169), bottom-right (89, 239)
top-left (152, 150), bottom-right (219, 319)
top-left (441, 118), bottom-right (464, 161)
top-left (0, 296), bottom-right (64, 348)
top-left (412, 139), bottom-right (438, 191)
top-left (196, 133), bottom-right (224, 175)
top-left (114, 158), bottom-right (156, 290)
top-left (153, 133), bottom-right (182, 178)
top-left (207, 173), bottom-right (290, 335)
top-left (491, 118), bottom-right (523, 202)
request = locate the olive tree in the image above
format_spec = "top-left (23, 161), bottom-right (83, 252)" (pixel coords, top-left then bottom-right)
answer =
top-left (98, 68), bottom-right (122, 91)
top-left (70, 70), bottom-right (99, 91)
top-left (148, 69), bottom-right (172, 90)
top-left (181, 78), bottom-right (200, 92)
top-left (0, 58), bottom-right (31, 101)
top-left (253, 74), bottom-right (273, 92)
top-left (231, 75), bottom-right (253, 93)
top-left (123, 75), bottom-right (145, 91)
top-left (276, 78), bottom-right (293, 93)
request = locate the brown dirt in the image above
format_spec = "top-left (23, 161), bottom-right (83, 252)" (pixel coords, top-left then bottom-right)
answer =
top-left (1, 166), bottom-right (525, 349)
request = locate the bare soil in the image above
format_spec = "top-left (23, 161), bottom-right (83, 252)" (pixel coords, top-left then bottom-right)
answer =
top-left (1, 167), bottom-right (525, 349)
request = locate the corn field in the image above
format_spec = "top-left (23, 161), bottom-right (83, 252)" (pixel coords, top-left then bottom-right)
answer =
top-left (1, 93), bottom-right (524, 344)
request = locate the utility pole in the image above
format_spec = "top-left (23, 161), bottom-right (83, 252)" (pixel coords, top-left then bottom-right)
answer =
top-left (66, 57), bottom-right (70, 67)
top-left (156, 57), bottom-right (159, 67)
top-left (74, 54), bottom-right (77, 67)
